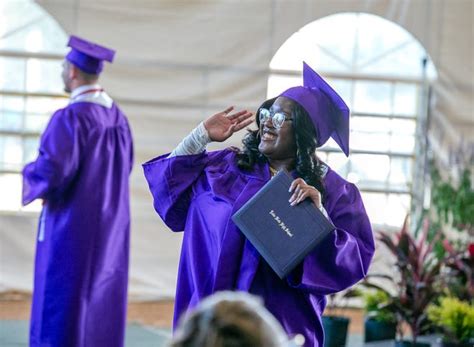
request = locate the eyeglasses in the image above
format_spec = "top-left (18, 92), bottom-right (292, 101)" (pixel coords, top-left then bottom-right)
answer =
top-left (259, 108), bottom-right (293, 129)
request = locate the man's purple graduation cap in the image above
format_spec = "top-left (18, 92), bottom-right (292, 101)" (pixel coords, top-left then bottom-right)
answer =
top-left (65, 35), bottom-right (115, 75)
top-left (279, 62), bottom-right (350, 156)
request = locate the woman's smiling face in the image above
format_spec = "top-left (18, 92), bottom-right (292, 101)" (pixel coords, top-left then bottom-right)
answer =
top-left (258, 96), bottom-right (297, 161)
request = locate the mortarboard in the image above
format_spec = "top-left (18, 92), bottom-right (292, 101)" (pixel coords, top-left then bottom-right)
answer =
top-left (65, 35), bottom-right (115, 75)
top-left (279, 62), bottom-right (350, 156)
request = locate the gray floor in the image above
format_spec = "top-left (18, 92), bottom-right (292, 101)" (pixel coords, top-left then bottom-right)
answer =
top-left (0, 320), bottom-right (388, 347)
top-left (0, 320), bottom-right (171, 347)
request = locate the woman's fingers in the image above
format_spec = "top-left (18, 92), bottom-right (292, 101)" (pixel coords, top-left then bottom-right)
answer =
top-left (205, 107), bottom-right (253, 142)
top-left (229, 111), bottom-right (253, 132)
top-left (289, 178), bottom-right (306, 200)
top-left (226, 109), bottom-right (249, 120)
top-left (297, 188), bottom-right (307, 202)
top-left (220, 106), bottom-right (234, 116)
top-left (289, 184), bottom-right (302, 204)
top-left (288, 178), bottom-right (321, 207)
top-left (215, 107), bottom-right (252, 123)
top-left (235, 111), bottom-right (254, 124)
top-left (230, 111), bottom-right (253, 125)
top-left (290, 186), bottom-right (306, 206)
top-left (231, 116), bottom-right (254, 132)
top-left (289, 187), bottom-right (300, 203)
top-left (294, 190), bottom-right (310, 205)
top-left (289, 178), bottom-right (305, 193)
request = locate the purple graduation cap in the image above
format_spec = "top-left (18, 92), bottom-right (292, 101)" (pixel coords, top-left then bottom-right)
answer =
top-left (279, 62), bottom-right (350, 156)
top-left (65, 35), bottom-right (115, 75)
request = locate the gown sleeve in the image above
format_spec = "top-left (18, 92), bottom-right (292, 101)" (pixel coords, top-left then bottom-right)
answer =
top-left (22, 109), bottom-right (82, 206)
top-left (126, 119), bottom-right (134, 173)
top-left (142, 151), bottom-right (211, 232)
top-left (287, 181), bottom-right (375, 295)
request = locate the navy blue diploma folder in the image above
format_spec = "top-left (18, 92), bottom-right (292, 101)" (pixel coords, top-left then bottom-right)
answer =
top-left (232, 170), bottom-right (335, 279)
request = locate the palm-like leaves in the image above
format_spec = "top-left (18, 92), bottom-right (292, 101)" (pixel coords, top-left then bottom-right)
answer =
top-left (442, 239), bottom-right (474, 301)
top-left (362, 217), bottom-right (444, 344)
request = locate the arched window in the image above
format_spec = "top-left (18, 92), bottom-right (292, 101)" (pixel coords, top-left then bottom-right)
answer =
top-left (268, 13), bottom-right (437, 228)
top-left (0, 0), bottom-right (67, 212)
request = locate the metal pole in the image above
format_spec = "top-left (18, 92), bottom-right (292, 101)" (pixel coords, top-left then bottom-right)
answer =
top-left (411, 57), bottom-right (430, 234)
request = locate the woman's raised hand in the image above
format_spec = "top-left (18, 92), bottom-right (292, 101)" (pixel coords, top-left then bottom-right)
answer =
top-left (203, 106), bottom-right (254, 142)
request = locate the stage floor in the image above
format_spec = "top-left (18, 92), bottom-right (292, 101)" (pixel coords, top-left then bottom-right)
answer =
top-left (0, 320), bottom-right (365, 347)
top-left (0, 320), bottom-right (172, 347)
top-left (0, 294), bottom-right (366, 346)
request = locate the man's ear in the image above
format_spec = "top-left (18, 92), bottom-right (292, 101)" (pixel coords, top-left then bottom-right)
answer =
top-left (69, 64), bottom-right (78, 80)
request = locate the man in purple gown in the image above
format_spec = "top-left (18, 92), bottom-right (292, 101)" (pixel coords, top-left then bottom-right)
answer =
top-left (22, 36), bottom-right (133, 347)
top-left (143, 62), bottom-right (374, 347)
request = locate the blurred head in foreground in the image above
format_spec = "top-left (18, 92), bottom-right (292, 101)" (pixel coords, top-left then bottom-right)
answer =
top-left (169, 291), bottom-right (299, 347)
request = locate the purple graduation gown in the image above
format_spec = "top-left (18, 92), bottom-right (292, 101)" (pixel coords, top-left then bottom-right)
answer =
top-left (23, 101), bottom-right (133, 347)
top-left (143, 149), bottom-right (374, 347)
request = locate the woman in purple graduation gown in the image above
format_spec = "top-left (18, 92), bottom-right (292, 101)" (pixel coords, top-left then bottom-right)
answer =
top-left (143, 62), bottom-right (374, 347)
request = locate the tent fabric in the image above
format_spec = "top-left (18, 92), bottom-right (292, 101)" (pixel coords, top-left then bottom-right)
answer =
top-left (0, 0), bottom-right (472, 299)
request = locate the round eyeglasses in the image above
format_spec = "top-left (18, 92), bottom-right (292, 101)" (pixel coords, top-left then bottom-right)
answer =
top-left (258, 108), bottom-right (293, 129)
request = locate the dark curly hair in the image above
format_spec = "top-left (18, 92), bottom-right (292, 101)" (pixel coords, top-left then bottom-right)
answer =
top-left (236, 97), bottom-right (326, 199)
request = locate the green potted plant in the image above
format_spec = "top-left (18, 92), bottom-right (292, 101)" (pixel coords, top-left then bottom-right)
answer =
top-left (441, 239), bottom-right (474, 302)
top-left (363, 289), bottom-right (397, 342)
top-left (430, 167), bottom-right (473, 234)
top-left (427, 297), bottom-right (474, 347)
top-left (429, 164), bottom-right (473, 303)
top-left (364, 217), bottom-right (444, 347)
